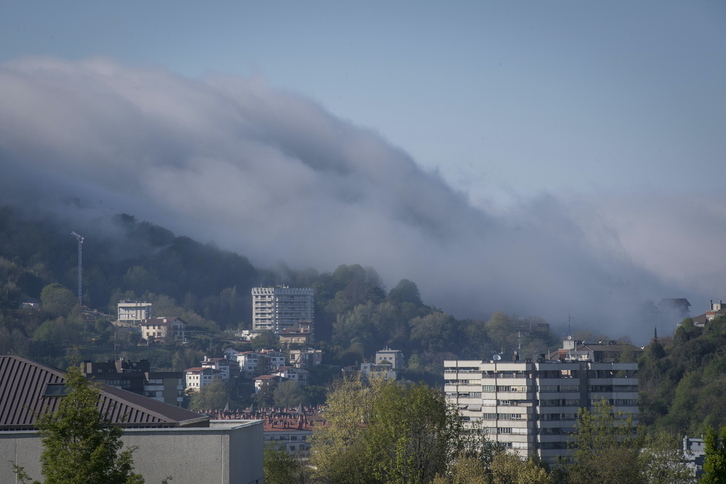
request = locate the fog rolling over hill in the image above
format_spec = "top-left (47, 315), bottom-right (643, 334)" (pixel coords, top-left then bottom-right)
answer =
top-left (0, 57), bottom-right (716, 343)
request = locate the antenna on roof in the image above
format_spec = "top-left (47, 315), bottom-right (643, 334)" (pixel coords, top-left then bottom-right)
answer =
top-left (567, 314), bottom-right (573, 339)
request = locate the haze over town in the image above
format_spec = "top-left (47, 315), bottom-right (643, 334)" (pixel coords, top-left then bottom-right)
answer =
top-left (1, 2), bottom-right (724, 343)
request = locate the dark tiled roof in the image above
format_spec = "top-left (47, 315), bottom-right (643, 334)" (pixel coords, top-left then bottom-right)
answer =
top-left (0, 355), bottom-right (209, 430)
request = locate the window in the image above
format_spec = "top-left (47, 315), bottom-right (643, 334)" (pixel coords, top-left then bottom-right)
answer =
top-left (44, 384), bottom-right (70, 397)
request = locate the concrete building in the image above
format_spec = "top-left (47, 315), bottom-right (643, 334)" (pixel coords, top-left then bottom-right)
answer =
top-left (376, 347), bottom-right (404, 370)
top-left (117, 300), bottom-right (152, 324)
top-left (3, 421), bottom-right (263, 484)
top-left (444, 344), bottom-right (638, 463)
top-left (0, 354), bottom-right (265, 483)
top-left (251, 286), bottom-right (314, 333)
top-left (360, 362), bottom-right (397, 381)
top-left (236, 350), bottom-right (286, 377)
top-left (683, 435), bottom-right (706, 479)
top-left (289, 348), bottom-right (323, 369)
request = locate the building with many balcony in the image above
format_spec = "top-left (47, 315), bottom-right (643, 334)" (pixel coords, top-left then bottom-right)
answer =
top-left (251, 286), bottom-right (314, 333)
top-left (444, 342), bottom-right (638, 463)
top-left (117, 300), bottom-right (152, 324)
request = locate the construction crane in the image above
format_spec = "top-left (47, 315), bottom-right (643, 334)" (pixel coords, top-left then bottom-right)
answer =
top-left (71, 231), bottom-right (84, 307)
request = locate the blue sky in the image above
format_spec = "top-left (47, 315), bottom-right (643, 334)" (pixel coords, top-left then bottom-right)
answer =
top-left (1, 1), bottom-right (725, 339)
top-left (2, 1), bottom-right (723, 205)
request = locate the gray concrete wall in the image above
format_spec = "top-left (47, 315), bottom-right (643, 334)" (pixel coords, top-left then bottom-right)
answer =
top-left (1, 421), bottom-right (263, 484)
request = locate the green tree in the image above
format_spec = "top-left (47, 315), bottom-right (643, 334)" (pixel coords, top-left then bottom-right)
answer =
top-left (568, 399), bottom-right (642, 484)
top-left (363, 381), bottom-right (462, 483)
top-left (639, 430), bottom-right (693, 484)
top-left (273, 380), bottom-right (306, 408)
top-left (15, 364), bottom-right (144, 484)
top-left (263, 443), bottom-right (308, 484)
top-left (489, 452), bottom-right (553, 484)
top-left (701, 426), bottom-right (726, 484)
top-left (310, 375), bottom-right (472, 484)
top-left (188, 380), bottom-right (230, 411)
top-left (388, 279), bottom-right (423, 307)
top-left (433, 455), bottom-right (489, 484)
top-left (40, 283), bottom-right (77, 316)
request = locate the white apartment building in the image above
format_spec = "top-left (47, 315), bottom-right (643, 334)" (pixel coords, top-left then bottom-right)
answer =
top-left (271, 366), bottom-right (309, 386)
top-left (444, 350), bottom-right (638, 463)
top-left (252, 286), bottom-right (314, 333)
top-left (201, 356), bottom-right (233, 381)
top-left (117, 300), bottom-right (152, 324)
top-left (184, 366), bottom-right (223, 392)
top-left (236, 350), bottom-right (286, 376)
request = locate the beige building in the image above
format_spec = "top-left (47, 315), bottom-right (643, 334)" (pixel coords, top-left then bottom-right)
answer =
top-left (140, 317), bottom-right (186, 343)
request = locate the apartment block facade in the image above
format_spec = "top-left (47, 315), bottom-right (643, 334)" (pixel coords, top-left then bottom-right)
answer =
top-left (444, 354), bottom-right (638, 462)
top-left (117, 300), bottom-right (152, 324)
top-left (251, 286), bottom-right (314, 333)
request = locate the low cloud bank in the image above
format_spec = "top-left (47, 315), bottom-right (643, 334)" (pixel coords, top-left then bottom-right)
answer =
top-left (0, 57), bottom-right (719, 343)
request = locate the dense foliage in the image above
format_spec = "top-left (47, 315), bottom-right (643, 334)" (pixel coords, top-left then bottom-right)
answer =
top-left (639, 316), bottom-right (726, 436)
top-left (308, 375), bottom-right (495, 484)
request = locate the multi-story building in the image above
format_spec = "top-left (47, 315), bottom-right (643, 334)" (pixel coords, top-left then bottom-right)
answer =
top-left (236, 349), bottom-right (286, 377)
top-left (271, 366), bottom-right (309, 386)
top-left (0, 355), bottom-right (264, 484)
top-left (279, 321), bottom-right (314, 346)
top-left (444, 343), bottom-right (638, 463)
top-left (140, 317), bottom-right (186, 343)
top-left (289, 348), bottom-right (323, 369)
top-left (82, 359), bottom-right (185, 406)
top-left (184, 366), bottom-right (223, 392)
top-left (376, 347), bottom-right (404, 370)
top-left (360, 362), bottom-right (397, 381)
top-left (200, 356), bottom-right (239, 381)
top-left (251, 286), bottom-right (314, 333)
top-left (117, 300), bottom-right (152, 324)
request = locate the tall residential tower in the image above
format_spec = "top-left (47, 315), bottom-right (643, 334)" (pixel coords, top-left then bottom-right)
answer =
top-left (444, 340), bottom-right (639, 463)
top-left (251, 286), bottom-right (314, 333)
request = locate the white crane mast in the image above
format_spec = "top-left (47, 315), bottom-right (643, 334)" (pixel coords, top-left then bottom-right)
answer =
top-left (71, 232), bottom-right (84, 307)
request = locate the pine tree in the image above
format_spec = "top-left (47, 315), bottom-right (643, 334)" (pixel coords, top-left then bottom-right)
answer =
top-left (701, 427), bottom-right (726, 484)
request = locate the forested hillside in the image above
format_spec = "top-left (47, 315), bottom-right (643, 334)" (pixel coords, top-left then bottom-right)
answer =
top-left (0, 205), bottom-right (559, 377)
top-left (2, 204), bottom-right (726, 436)
top-left (639, 317), bottom-right (726, 436)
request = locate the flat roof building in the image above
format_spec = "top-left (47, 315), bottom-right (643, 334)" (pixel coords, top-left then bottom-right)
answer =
top-left (117, 300), bottom-right (152, 324)
top-left (251, 286), bottom-right (314, 334)
top-left (0, 355), bottom-right (264, 483)
top-left (444, 345), bottom-right (638, 463)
